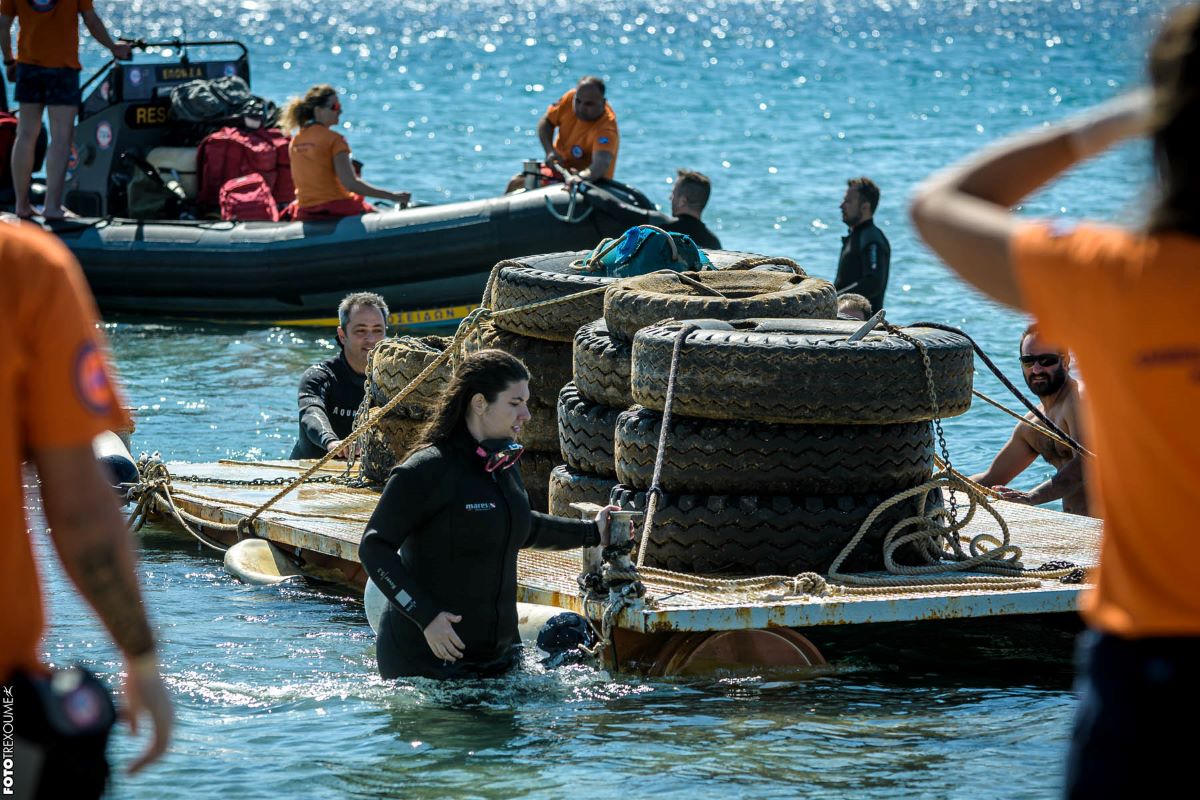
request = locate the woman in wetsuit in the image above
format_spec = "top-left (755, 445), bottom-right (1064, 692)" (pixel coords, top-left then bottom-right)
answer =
top-left (278, 84), bottom-right (410, 221)
top-left (359, 349), bottom-right (615, 679)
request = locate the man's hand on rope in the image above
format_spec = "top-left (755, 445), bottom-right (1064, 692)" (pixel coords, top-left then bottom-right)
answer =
top-left (424, 611), bottom-right (465, 662)
top-left (993, 486), bottom-right (1034, 505)
top-left (325, 439), bottom-right (349, 460)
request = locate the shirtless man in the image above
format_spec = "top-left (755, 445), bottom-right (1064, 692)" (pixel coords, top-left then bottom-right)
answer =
top-left (970, 325), bottom-right (1089, 515)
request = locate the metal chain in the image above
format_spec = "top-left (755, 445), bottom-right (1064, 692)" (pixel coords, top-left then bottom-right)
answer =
top-left (884, 323), bottom-right (960, 526)
top-left (166, 472), bottom-right (340, 487)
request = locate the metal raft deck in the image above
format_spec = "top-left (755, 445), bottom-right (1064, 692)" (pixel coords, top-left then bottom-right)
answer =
top-left (160, 460), bottom-right (1103, 633)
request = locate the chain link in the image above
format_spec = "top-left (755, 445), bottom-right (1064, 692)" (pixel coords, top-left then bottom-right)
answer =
top-left (884, 323), bottom-right (960, 525)
top-left (167, 472), bottom-right (341, 488)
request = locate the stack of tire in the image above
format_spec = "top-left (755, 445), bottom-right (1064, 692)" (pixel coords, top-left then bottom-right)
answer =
top-left (357, 335), bottom-right (453, 484)
top-left (548, 267), bottom-right (842, 523)
top-left (611, 313), bottom-right (975, 577)
top-left (473, 249), bottom-right (781, 514)
top-left (466, 252), bottom-right (618, 512)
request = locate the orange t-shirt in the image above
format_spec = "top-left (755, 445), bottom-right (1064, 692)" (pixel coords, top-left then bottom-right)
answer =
top-left (288, 124), bottom-right (354, 208)
top-left (1012, 221), bottom-right (1200, 638)
top-left (545, 89), bottom-right (619, 179)
top-left (0, 222), bottom-right (130, 678)
top-left (0, 0), bottom-right (94, 71)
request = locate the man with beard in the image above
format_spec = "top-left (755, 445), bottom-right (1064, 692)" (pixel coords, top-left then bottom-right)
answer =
top-left (835, 176), bottom-right (891, 312)
top-left (970, 325), bottom-right (1089, 515)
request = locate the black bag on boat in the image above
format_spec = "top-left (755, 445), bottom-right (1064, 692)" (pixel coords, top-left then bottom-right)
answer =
top-left (169, 76), bottom-right (278, 132)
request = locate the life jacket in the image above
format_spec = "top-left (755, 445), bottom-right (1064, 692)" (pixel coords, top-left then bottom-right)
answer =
top-left (218, 173), bottom-right (279, 222)
top-left (197, 126), bottom-right (294, 210)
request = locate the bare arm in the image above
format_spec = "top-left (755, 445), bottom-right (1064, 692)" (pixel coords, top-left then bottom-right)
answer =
top-left (536, 116), bottom-right (559, 166)
top-left (35, 443), bottom-right (173, 773)
top-left (1018, 454), bottom-right (1086, 505)
top-left (1, 14), bottom-right (14, 64)
top-left (579, 150), bottom-right (613, 182)
top-left (969, 427), bottom-right (1039, 487)
top-left (909, 91), bottom-right (1153, 309)
top-left (81, 9), bottom-right (132, 59)
top-left (333, 151), bottom-right (409, 206)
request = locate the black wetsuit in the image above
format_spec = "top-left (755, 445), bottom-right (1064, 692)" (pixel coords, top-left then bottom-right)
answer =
top-left (667, 214), bottom-right (722, 250)
top-left (835, 218), bottom-right (891, 312)
top-left (586, 190), bottom-right (722, 249)
top-left (289, 351), bottom-right (365, 459)
top-left (359, 429), bottom-right (600, 680)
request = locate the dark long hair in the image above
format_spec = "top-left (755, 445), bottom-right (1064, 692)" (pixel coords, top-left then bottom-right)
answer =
top-left (409, 349), bottom-right (530, 454)
top-left (1148, 4), bottom-right (1200, 235)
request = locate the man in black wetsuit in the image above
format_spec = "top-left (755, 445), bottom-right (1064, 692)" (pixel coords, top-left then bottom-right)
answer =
top-left (835, 176), bottom-right (891, 312)
top-left (664, 169), bottom-right (721, 249)
top-left (289, 292), bottom-right (388, 459)
top-left (584, 168), bottom-right (722, 249)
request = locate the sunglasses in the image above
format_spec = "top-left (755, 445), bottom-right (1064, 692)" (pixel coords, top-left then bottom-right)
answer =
top-left (1019, 353), bottom-right (1061, 368)
top-left (327, 98), bottom-right (342, 112)
top-left (477, 442), bottom-right (525, 473)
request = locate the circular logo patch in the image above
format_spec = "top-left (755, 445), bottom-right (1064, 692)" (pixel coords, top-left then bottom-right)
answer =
top-left (100, 80), bottom-right (110, 101)
top-left (129, 68), bottom-right (142, 86)
top-left (96, 121), bottom-right (113, 150)
top-left (75, 341), bottom-right (115, 415)
top-left (570, 145), bottom-right (584, 159)
top-left (30, 0), bottom-right (59, 12)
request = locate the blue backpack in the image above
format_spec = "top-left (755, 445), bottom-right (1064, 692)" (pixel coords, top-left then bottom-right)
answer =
top-left (575, 225), bottom-right (713, 278)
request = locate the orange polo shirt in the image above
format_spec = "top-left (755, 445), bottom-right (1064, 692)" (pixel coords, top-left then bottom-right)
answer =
top-left (545, 89), bottom-right (619, 179)
top-left (0, 222), bottom-right (130, 678)
top-left (1012, 221), bottom-right (1200, 638)
top-left (0, 0), bottom-right (94, 70)
top-left (288, 123), bottom-right (355, 208)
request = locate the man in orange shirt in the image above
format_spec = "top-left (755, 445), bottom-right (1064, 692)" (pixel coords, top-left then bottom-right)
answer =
top-left (506, 76), bottom-right (619, 192)
top-left (1, 220), bottom-right (172, 795)
top-left (0, 0), bottom-right (131, 220)
top-left (911, 5), bottom-right (1200, 796)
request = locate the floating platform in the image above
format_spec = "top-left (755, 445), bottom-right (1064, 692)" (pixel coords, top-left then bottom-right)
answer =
top-left (148, 459), bottom-right (1102, 673)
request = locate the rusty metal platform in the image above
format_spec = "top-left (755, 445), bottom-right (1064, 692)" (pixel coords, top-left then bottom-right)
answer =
top-left (160, 460), bottom-right (1103, 633)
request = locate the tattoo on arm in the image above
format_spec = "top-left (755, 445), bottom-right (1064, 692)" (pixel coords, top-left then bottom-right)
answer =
top-left (75, 543), bottom-right (156, 658)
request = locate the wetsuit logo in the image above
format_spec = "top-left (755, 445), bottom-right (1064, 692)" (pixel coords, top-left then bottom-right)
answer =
top-left (75, 341), bottom-right (115, 415)
top-left (464, 502), bottom-right (497, 511)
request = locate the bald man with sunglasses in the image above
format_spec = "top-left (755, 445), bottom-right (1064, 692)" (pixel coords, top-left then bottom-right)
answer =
top-left (971, 325), bottom-right (1090, 515)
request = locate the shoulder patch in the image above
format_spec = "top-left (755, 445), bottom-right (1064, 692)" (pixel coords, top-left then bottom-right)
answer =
top-left (75, 341), bottom-right (115, 415)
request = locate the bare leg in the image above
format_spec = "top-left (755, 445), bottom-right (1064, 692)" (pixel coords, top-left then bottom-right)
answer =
top-left (12, 102), bottom-right (44, 218)
top-left (43, 104), bottom-right (78, 219)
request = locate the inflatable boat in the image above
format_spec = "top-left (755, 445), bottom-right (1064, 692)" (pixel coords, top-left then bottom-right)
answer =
top-left (37, 39), bottom-right (658, 325)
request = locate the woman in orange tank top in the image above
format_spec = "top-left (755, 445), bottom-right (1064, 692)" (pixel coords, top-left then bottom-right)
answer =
top-left (278, 84), bottom-right (410, 221)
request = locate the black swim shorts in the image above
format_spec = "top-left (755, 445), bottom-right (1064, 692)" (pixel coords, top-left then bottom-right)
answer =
top-left (13, 64), bottom-right (81, 106)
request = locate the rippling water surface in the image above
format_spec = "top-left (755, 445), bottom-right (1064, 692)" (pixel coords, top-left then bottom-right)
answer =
top-left (26, 1), bottom-right (1176, 796)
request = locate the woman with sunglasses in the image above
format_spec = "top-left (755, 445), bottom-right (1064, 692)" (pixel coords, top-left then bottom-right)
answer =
top-left (359, 349), bottom-right (617, 680)
top-left (279, 84), bottom-right (410, 221)
top-left (910, 5), bottom-right (1200, 796)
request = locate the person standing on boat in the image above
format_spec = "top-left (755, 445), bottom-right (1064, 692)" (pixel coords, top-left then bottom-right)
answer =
top-left (290, 292), bottom-right (388, 459)
top-left (279, 84), bottom-right (409, 221)
top-left (1, 222), bottom-right (173, 792)
top-left (835, 176), bottom-right (891, 312)
top-left (911, 5), bottom-right (1200, 796)
top-left (506, 76), bottom-right (619, 192)
top-left (0, 0), bottom-right (131, 220)
top-left (359, 349), bottom-right (618, 680)
top-left (970, 325), bottom-right (1089, 515)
